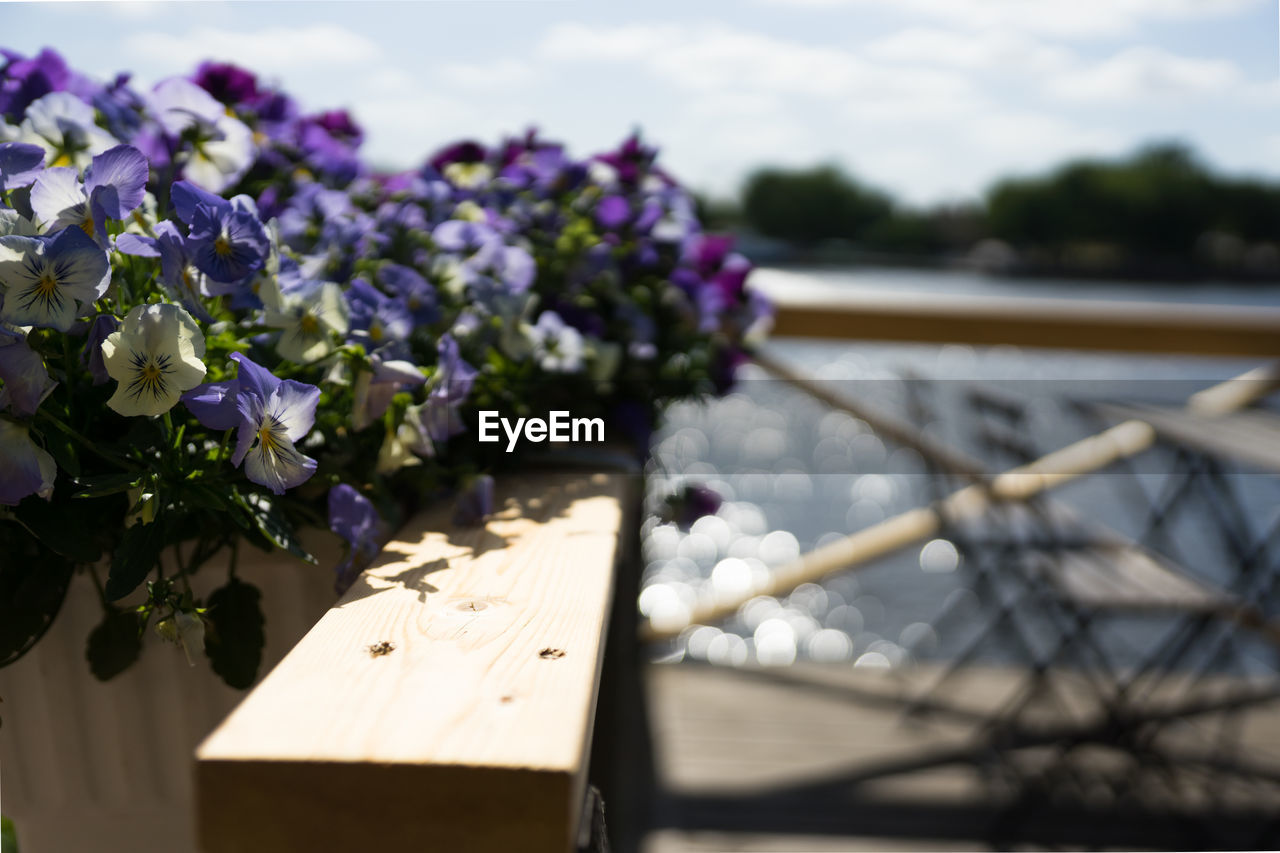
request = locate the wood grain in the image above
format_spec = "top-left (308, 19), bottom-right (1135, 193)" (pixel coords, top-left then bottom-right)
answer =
top-left (196, 472), bottom-right (630, 853)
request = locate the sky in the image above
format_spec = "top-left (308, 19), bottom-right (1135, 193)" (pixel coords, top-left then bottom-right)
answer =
top-left (6, 0), bottom-right (1280, 206)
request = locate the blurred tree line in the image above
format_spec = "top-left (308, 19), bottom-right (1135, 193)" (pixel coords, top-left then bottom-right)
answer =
top-left (700, 144), bottom-right (1280, 278)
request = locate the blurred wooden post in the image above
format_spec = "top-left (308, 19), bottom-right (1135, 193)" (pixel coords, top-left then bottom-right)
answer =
top-left (760, 280), bottom-right (1280, 357)
top-left (196, 472), bottom-right (631, 853)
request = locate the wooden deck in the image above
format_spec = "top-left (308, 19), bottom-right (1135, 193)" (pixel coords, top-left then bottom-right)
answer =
top-left (643, 661), bottom-right (1280, 851)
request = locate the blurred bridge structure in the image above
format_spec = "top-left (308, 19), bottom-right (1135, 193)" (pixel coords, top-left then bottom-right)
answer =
top-left (633, 282), bottom-right (1280, 852)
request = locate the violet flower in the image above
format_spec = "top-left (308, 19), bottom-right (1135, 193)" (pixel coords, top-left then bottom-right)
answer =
top-left (170, 180), bottom-right (270, 287)
top-left (452, 474), bottom-right (494, 527)
top-left (29, 144), bottom-right (149, 245)
top-left (192, 61), bottom-right (259, 107)
top-left (184, 353), bottom-right (320, 494)
top-left (0, 418), bottom-right (56, 506)
top-left (328, 483), bottom-right (385, 594)
top-left (378, 263), bottom-right (438, 325)
top-left (0, 141), bottom-right (45, 191)
top-left (231, 353), bottom-right (320, 494)
top-left (0, 329), bottom-right (55, 415)
top-left (661, 483), bottom-right (722, 531)
top-left (398, 335), bottom-right (477, 457)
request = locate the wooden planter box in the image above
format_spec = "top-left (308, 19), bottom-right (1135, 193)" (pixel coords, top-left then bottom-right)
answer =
top-left (2, 470), bottom-right (636, 853)
top-left (0, 533), bottom-right (343, 853)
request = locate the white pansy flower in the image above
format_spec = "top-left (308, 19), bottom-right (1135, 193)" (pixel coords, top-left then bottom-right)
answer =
top-left (150, 78), bottom-right (255, 193)
top-left (262, 281), bottom-right (349, 364)
top-left (101, 303), bottom-right (207, 417)
top-left (19, 92), bottom-right (118, 169)
top-left (443, 161), bottom-right (493, 189)
top-left (0, 227), bottom-right (110, 331)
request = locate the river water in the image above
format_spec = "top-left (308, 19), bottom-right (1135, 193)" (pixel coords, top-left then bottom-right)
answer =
top-left (642, 266), bottom-right (1280, 676)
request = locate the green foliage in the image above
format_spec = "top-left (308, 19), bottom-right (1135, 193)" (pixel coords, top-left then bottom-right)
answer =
top-left (203, 579), bottom-right (265, 690)
top-left (106, 521), bottom-right (168, 602)
top-left (0, 532), bottom-right (74, 667)
top-left (735, 142), bottom-right (1280, 272)
top-left (985, 143), bottom-right (1280, 258)
top-left (2, 815), bottom-right (18, 853)
top-left (742, 165), bottom-right (892, 244)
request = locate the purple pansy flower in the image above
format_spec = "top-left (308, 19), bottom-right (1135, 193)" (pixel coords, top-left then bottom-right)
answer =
top-left (378, 263), bottom-right (438, 325)
top-left (424, 334), bottom-right (476, 440)
top-left (184, 353), bottom-right (319, 494)
top-left (192, 61), bottom-right (259, 107)
top-left (0, 142), bottom-right (46, 191)
top-left (29, 144), bottom-right (149, 245)
top-left (452, 474), bottom-right (494, 527)
top-left (0, 329), bottom-right (55, 415)
top-left (344, 278), bottom-right (412, 350)
top-left (170, 180), bottom-right (270, 287)
top-left (596, 195), bottom-right (630, 230)
top-left (328, 483), bottom-right (385, 594)
top-left (117, 220), bottom-right (214, 321)
top-left (0, 48), bottom-right (71, 119)
top-left (0, 419), bottom-right (56, 506)
top-left (432, 219), bottom-right (501, 267)
top-left (662, 483), bottom-right (722, 530)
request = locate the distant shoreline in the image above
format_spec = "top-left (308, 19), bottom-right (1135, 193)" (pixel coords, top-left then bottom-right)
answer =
top-left (735, 241), bottom-right (1280, 286)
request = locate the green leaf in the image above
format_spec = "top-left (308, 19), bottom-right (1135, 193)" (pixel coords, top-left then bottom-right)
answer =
top-left (234, 494), bottom-right (316, 564)
top-left (105, 521), bottom-right (165, 601)
top-left (40, 428), bottom-right (80, 479)
top-left (204, 579), bottom-right (265, 689)
top-left (2, 815), bottom-right (19, 853)
top-left (70, 472), bottom-right (144, 499)
top-left (0, 537), bottom-right (73, 667)
top-left (14, 499), bottom-right (101, 563)
top-left (85, 608), bottom-right (142, 681)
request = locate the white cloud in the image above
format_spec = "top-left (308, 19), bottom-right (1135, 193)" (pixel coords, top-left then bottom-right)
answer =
top-left (758, 0), bottom-right (1264, 37)
top-left (538, 22), bottom-right (976, 105)
top-left (439, 59), bottom-right (540, 91)
top-left (124, 24), bottom-right (379, 76)
top-left (537, 23), bottom-right (682, 62)
top-left (868, 27), bottom-right (1072, 73)
top-left (1046, 46), bottom-right (1245, 103)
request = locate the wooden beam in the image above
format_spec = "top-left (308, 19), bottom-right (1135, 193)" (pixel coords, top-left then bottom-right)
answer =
top-left (755, 272), bottom-right (1280, 356)
top-left (196, 472), bottom-right (631, 853)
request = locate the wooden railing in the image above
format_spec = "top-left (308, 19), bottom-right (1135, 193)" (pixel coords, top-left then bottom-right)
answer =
top-left (196, 472), bottom-right (635, 853)
top-left (755, 270), bottom-right (1280, 356)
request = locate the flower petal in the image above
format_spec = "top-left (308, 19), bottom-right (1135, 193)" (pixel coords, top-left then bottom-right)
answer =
top-left (0, 141), bottom-right (46, 191)
top-left (29, 166), bottom-right (86, 233)
top-left (243, 436), bottom-right (317, 495)
top-left (48, 225), bottom-right (110, 304)
top-left (229, 352), bottom-right (281, 401)
top-left (0, 420), bottom-right (56, 505)
top-left (181, 380), bottom-right (242, 430)
top-left (169, 179), bottom-right (229, 225)
top-left (85, 144), bottom-right (150, 220)
top-left (270, 379), bottom-right (320, 441)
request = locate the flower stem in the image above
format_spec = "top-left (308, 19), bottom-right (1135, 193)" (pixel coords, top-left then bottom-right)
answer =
top-left (35, 410), bottom-right (135, 468)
